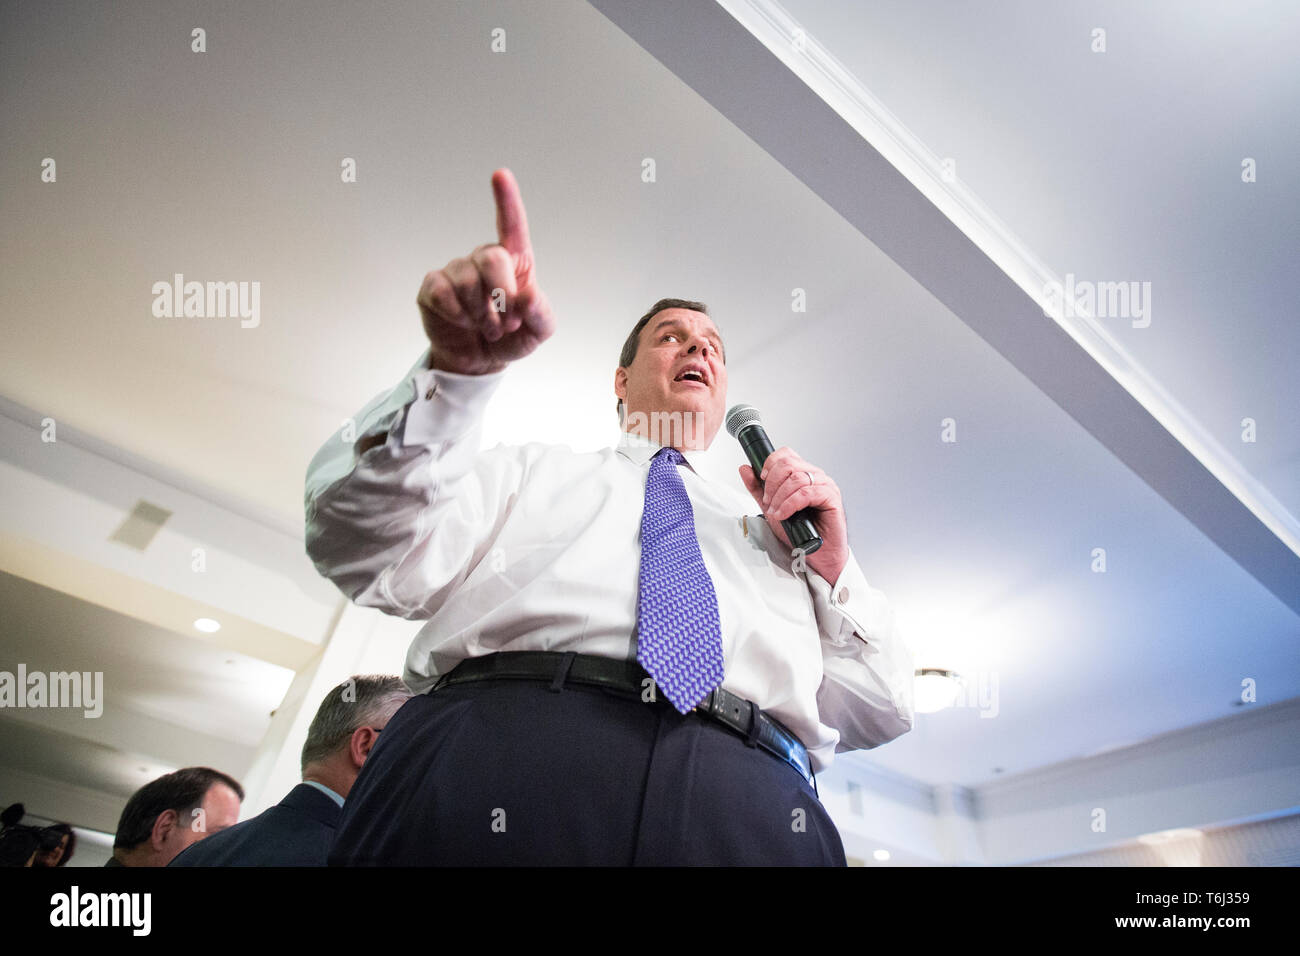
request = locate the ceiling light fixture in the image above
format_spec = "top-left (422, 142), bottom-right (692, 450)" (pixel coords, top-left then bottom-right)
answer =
top-left (914, 668), bottom-right (962, 713)
top-left (193, 618), bottom-right (221, 633)
top-left (1137, 827), bottom-right (1204, 846)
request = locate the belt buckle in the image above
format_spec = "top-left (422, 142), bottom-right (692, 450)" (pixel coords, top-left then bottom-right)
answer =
top-left (689, 689), bottom-right (717, 714)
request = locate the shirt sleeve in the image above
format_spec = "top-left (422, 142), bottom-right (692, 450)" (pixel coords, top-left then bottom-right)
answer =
top-left (805, 551), bottom-right (916, 752)
top-left (303, 347), bottom-right (527, 619)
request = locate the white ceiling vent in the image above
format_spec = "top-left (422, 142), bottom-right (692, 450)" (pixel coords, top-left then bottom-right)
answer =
top-left (108, 500), bottom-right (173, 551)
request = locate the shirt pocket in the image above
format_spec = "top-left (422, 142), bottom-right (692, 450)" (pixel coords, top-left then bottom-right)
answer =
top-left (737, 513), bottom-right (794, 576)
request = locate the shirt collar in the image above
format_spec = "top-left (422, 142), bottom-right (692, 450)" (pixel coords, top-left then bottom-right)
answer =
top-left (302, 780), bottom-right (345, 807)
top-left (615, 429), bottom-right (719, 476)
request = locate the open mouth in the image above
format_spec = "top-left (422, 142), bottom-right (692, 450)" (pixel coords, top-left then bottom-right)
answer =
top-left (673, 368), bottom-right (709, 387)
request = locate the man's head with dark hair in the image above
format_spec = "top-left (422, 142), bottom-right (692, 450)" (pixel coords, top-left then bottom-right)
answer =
top-left (33, 822), bottom-right (76, 867)
top-left (615, 298), bottom-right (727, 450)
top-left (299, 675), bottom-right (411, 800)
top-left (110, 767), bottom-right (243, 867)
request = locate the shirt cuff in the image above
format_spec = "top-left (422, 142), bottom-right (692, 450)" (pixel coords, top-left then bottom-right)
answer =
top-left (807, 551), bottom-right (887, 647)
top-left (399, 351), bottom-right (508, 447)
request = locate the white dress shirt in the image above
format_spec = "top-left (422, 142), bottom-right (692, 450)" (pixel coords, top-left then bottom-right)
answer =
top-left (301, 780), bottom-right (344, 808)
top-left (305, 349), bottom-right (914, 772)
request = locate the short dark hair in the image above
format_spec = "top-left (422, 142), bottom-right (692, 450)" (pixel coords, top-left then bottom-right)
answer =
top-left (113, 767), bottom-right (244, 850)
top-left (41, 822), bottom-right (76, 866)
top-left (300, 675), bottom-right (411, 771)
top-left (616, 297), bottom-right (720, 421)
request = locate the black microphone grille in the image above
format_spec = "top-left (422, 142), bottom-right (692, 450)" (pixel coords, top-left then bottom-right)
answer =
top-left (725, 404), bottom-right (762, 438)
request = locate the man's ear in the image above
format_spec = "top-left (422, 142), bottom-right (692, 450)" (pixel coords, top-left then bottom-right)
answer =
top-left (350, 725), bottom-right (378, 768)
top-left (614, 367), bottom-right (627, 401)
top-left (150, 809), bottom-right (178, 849)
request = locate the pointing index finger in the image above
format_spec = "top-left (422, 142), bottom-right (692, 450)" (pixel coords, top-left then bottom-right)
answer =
top-left (492, 168), bottom-right (532, 260)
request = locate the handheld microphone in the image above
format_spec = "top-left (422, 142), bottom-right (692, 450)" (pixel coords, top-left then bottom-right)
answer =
top-left (725, 404), bottom-right (822, 557)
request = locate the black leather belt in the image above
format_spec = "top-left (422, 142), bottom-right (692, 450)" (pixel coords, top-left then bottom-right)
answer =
top-left (432, 651), bottom-right (815, 786)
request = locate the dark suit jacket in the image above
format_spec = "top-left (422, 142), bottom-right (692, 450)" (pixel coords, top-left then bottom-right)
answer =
top-left (167, 783), bottom-right (340, 867)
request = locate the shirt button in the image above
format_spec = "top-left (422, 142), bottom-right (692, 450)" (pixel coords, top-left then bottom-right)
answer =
top-left (837, 587), bottom-right (850, 604)
top-left (424, 386), bottom-right (435, 400)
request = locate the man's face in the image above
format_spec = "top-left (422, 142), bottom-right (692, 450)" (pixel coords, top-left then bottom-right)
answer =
top-left (616, 308), bottom-right (728, 449)
top-left (35, 833), bottom-right (69, 867)
top-left (159, 782), bottom-right (241, 864)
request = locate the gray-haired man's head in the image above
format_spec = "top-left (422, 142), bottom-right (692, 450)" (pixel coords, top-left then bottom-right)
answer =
top-left (299, 675), bottom-right (411, 797)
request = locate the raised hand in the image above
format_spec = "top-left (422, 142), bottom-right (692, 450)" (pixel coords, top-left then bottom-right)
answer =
top-left (418, 168), bottom-right (556, 375)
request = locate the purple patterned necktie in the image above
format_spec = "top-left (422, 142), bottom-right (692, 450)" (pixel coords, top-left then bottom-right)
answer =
top-left (636, 446), bottom-right (725, 713)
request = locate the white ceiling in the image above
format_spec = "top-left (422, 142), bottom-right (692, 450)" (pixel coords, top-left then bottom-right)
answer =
top-left (777, 0), bottom-right (1300, 524)
top-left (1, 0), bottom-right (1296, 844)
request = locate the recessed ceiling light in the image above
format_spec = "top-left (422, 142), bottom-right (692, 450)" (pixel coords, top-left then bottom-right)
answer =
top-left (193, 618), bottom-right (221, 633)
top-left (873, 849), bottom-right (891, 862)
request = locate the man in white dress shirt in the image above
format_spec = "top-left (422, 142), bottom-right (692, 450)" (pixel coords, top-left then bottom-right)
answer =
top-left (305, 169), bottom-right (913, 865)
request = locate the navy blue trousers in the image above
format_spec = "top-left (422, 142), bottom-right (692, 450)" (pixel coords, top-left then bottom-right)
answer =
top-left (328, 675), bottom-right (846, 866)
